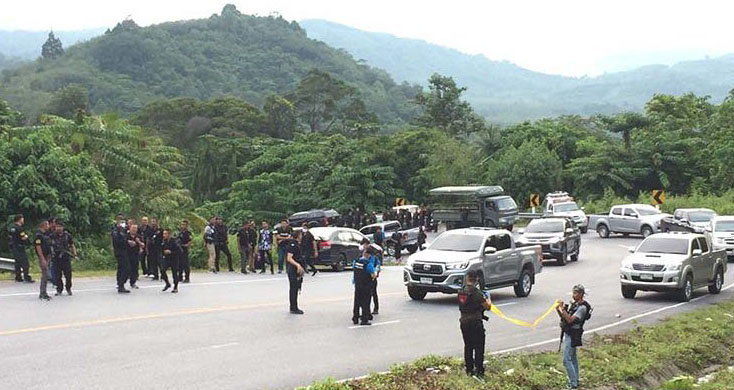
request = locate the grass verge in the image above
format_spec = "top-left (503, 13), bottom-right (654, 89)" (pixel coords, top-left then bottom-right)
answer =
top-left (304, 300), bottom-right (734, 389)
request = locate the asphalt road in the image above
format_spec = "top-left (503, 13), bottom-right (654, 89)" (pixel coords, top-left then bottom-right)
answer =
top-left (2, 232), bottom-right (734, 389)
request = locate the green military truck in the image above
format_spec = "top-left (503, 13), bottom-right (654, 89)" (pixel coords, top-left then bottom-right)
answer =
top-left (429, 186), bottom-right (519, 231)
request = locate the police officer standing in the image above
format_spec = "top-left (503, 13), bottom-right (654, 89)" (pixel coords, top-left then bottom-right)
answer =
top-left (138, 216), bottom-right (151, 276)
top-left (112, 222), bottom-right (131, 293)
top-left (8, 214), bottom-right (33, 283)
top-left (458, 270), bottom-right (492, 378)
top-left (146, 218), bottom-right (163, 280)
top-left (160, 229), bottom-right (182, 293)
top-left (177, 220), bottom-right (192, 283)
top-left (285, 230), bottom-right (305, 314)
top-left (34, 220), bottom-right (53, 300)
top-left (214, 217), bottom-right (234, 272)
top-left (51, 221), bottom-right (76, 296)
top-left (274, 218), bottom-right (293, 274)
top-left (300, 223), bottom-right (318, 276)
top-left (352, 246), bottom-right (377, 325)
top-left (126, 224), bottom-right (145, 289)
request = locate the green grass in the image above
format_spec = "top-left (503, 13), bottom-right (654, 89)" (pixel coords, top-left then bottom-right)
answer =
top-left (304, 300), bottom-right (734, 389)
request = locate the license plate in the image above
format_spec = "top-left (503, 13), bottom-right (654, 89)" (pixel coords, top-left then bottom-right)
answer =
top-left (420, 277), bottom-right (433, 284)
top-left (640, 273), bottom-right (654, 281)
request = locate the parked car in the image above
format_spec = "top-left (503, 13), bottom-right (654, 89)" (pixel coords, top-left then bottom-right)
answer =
top-left (310, 227), bottom-right (369, 271)
top-left (707, 216), bottom-right (734, 260)
top-left (287, 209), bottom-right (340, 228)
top-left (429, 186), bottom-right (519, 230)
top-left (660, 208), bottom-right (717, 233)
top-left (541, 192), bottom-right (589, 233)
top-left (404, 227), bottom-right (543, 300)
top-left (620, 232), bottom-right (726, 301)
top-left (587, 204), bottom-right (668, 238)
top-left (360, 221), bottom-right (420, 256)
top-left (516, 217), bottom-right (581, 265)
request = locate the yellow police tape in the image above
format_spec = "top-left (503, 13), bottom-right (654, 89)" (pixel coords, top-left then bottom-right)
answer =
top-left (490, 301), bottom-right (560, 328)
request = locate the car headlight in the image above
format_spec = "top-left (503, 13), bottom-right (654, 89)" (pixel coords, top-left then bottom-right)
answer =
top-left (446, 262), bottom-right (469, 270)
top-left (717, 237), bottom-right (726, 244)
top-left (666, 264), bottom-right (681, 271)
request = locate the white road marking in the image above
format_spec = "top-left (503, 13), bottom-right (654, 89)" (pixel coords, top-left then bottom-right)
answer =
top-left (210, 342), bottom-right (239, 349)
top-left (349, 320), bottom-right (401, 329)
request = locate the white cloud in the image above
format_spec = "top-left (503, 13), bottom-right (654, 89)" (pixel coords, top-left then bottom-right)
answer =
top-left (2, 0), bottom-right (733, 76)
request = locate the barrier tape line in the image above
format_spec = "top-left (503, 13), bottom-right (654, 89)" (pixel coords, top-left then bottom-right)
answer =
top-left (490, 301), bottom-right (560, 328)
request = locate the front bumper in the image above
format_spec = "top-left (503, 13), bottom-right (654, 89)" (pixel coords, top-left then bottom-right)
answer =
top-left (619, 269), bottom-right (683, 291)
top-left (518, 242), bottom-right (563, 258)
top-left (403, 267), bottom-right (468, 293)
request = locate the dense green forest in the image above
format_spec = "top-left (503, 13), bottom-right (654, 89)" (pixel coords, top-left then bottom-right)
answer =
top-left (0, 5), bottom-right (419, 124)
top-left (302, 19), bottom-right (734, 123)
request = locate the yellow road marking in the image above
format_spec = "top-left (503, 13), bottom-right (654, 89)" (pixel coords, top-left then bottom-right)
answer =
top-left (0, 291), bottom-right (406, 337)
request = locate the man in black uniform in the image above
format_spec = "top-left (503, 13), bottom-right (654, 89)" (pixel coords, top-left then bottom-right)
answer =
top-left (457, 270), bottom-right (492, 378)
top-left (8, 214), bottom-right (33, 283)
top-left (237, 221), bottom-right (253, 274)
top-left (300, 223), bottom-right (318, 276)
top-left (138, 216), bottom-right (151, 276)
top-left (214, 217), bottom-right (234, 272)
top-left (275, 218), bottom-right (293, 274)
top-left (284, 230), bottom-right (305, 314)
top-left (34, 220), bottom-right (53, 300)
top-left (352, 246), bottom-right (377, 325)
top-left (160, 229), bottom-right (182, 293)
top-left (126, 224), bottom-right (145, 289)
top-left (146, 218), bottom-right (163, 280)
top-left (51, 221), bottom-right (76, 296)
top-left (46, 218), bottom-right (58, 287)
top-left (177, 220), bottom-right (192, 283)
top-left (112, 223), bottom-right (131, 293)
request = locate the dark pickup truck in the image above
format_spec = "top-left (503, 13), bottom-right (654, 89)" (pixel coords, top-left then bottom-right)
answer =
top-left (287, 209), bottom-right (340, 228)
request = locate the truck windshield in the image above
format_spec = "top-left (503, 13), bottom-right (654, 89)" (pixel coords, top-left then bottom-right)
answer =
top-left (429, 234), bottom-right (483, 252)
top-left (636, 237), bottom-right (689, 255)
top-left (554, 202), bottom-right (579, 212)
top-left (526, 220), bottom-right (564, 233)
top-left (360, 226), bottom-right (378, 235)
top-left (715, 221), bottom-right (734, 232)
top-left (635, 207), bottom-right (661, 216)
top-left (689, 211), bottom-right (716, 223)
top-left (494, 197), bottom-right (517, 211)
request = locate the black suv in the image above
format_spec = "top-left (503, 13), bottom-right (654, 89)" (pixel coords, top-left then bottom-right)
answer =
top-left (516, 217), bottom-right (581, 265)
top-left (288, 209), bottom-right (340, 228)
top-left (309, 227), bottom-right (369, 271)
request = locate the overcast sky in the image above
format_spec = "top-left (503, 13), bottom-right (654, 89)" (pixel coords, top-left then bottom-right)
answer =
top-left (2, 0), bottom-right (732, 76)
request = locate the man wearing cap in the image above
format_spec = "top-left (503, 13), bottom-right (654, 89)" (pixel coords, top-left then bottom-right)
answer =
top-left (8, 214), bottom-right (33, 283)
top-left (458, 270), bottom-right (492, 378)
top-left (556, 285), bottom-right (592, 390)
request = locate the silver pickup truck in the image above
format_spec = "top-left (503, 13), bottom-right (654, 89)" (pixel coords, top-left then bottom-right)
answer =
top-left (403, 227), bottom-right (542, 300)
top-left (588, 204), bottom-right (668, 238)
top-left (360, 221), bottom-right (420, 255)
top-left (620, 232), bottom-right (726, 302)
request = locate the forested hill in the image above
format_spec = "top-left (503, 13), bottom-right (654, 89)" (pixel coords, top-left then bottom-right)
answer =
top-left (0, 5), bottom-right (420, 122)
top-left (301, 19), bottom-right (734, 123)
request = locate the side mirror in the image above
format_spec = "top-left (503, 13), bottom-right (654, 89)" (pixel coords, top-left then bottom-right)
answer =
top-left (692, 249), bottom-right (703, 256)
top-left (484, 246), bottom-right (497, 255)
top-left (628, 246), bottom-right (636, 253)
top-left (705, 226), bottom-right (713, 233)
top-left (680, 218), bottom-right (688, 224)
top-left (565, 228), bottom-right (574, 234)
top-left (518, 228), bottom-right (525, 235)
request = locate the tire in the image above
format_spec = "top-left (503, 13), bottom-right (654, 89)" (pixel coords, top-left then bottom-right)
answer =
top-left (621, 285), bottom-right (637, 299)
top-left (709, 267), bottom-right (724, 294)
top-left (407, 245), bottom-right (418, 254)
top-left (506, 225), bottom-right (514, 232)
top-left (385, 243), bottom-right (397, 257)
top-left (556, 245), bottom-right (567, 266)
top-left (597, 224), bottom-right (610, 238)
top-left (676, 274), bottom-right (693, 302)
top-left (514, 268), bottom-right (533, 297)
top-left (580, 227), bottom-right (588, 234)
top-left (332, 254), bottom-right (346, 272)
top-left (407, 286), bottom-right (427, 300)
top-left (571, 248), bottom-right (579, 262)
top-left (641, 225), bottom-right (654, 238)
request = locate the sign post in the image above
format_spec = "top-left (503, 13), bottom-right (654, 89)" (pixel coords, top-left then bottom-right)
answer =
top-left (651, 190), bottom-right (665, 209)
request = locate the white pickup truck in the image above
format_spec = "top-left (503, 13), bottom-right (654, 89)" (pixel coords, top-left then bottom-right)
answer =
top-left (403, 227), bottom-right (543, 300)
top-left (587, 204), bottom-right (668, 238)
top-left (360, 221), bottom-right (420, 255)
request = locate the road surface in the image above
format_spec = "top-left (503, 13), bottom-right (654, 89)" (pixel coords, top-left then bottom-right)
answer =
top-left (1, 233), bottom-right (733, 389)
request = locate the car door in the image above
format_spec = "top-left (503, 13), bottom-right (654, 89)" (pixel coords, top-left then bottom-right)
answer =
top-left (621, 208), bottom-right (639, 232)
top-left (483, 236), bottom-right (504, 285)
top-left (609, 207), bottom-right (625, 231)
top-left (689, 238), bottom-right (705, 286)
top-left (564, 220), bottom-right (579, 253)
top-left (697, 237), bottom-right (714, 283)
top-left (495, 232), bottom-right (519, 282)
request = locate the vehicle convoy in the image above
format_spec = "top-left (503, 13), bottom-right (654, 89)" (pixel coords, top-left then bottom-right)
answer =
top-left (429, 186), bottom-right (519, 231)
top-left (707, 216), bottom-right (734, 259)
top-left (310, 227), bottom-right (370, 271)
top-left (541, 192), bottom-right (589, 233)
top-left (287, 209), bottom-right (340, 228)
top-left (620, 232), bottom-right (726, 301)
top-left (403, 227), bottom-right (542, 300)
top-left (587, 204), bottom-right (668, 238)
top-left (360, 221), bottom-right (420, 256)
top-left (660, 208), bottom-right (717, 233)
top-left (516, 217), bottom-right (581, 265)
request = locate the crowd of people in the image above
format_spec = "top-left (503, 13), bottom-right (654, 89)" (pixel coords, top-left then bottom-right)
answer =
top-left (335, 206), bottom-right (435, 231)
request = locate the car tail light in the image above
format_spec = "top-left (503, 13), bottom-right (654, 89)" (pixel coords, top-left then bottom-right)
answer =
top-left (318, 241), bottom-right (331, 250)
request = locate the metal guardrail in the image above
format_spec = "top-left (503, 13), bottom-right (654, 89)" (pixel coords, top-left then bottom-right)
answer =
top-left (0, 257), bottom-right (16, 272)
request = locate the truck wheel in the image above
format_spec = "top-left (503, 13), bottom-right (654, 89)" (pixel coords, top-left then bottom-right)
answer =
top-left (385, 243), bottom-right (396, 257)
top-left (407, 286), bottom-right (427, 301)
top-left (621, 285), bottom-right (637, 299)
top-left (709, 267), bottom-right (724, 294)
top-left (506, 225), bottom-right (513, 232)
top-left (597, 224), bottom-right (610, 238)
top-left (570, 248), bottom-right (579, 262)
top-left (556, 246), bottom-right (567, 266)
top-left (580, 227), bottom-right (588, 234)
top-left (676, 274), bottom-right (693, 302)
top-left (407, 245), bottom-right (418, 254)
top-left (641, 226), bottom-right (654, 238)
top-left (513, 268), bottom-right (533, 297)
top-left (332, 254), bottom-right (346, 272)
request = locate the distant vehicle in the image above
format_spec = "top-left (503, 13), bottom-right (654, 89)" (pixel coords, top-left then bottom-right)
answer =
top-left (620, 232), bottom-right (726, 301)
top-left (587, 204), bottom-right (668, 238)
top-left (707, 216), bottom-right (734, 260)
top-left (660, 208), bottom-right (717, 233)
top-left (287, 209), bottom-right (340, 228)
top-left (403, 227), bottom-right (542, 300)
top-left (541, 192), bottom-right (589, 233)
top-left (429, 186), bottom-right (519, 231)
top-left (516, 217), bottom-right (581, 265)
top-left (360, 221), bottom-right (420, 255)
top-left (392, 204), bottom-right (420, 215)
top-left (310, 227), bottom-right (369, 271)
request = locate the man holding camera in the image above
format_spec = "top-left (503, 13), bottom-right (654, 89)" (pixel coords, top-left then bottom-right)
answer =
top-left (458, 270), bottom-right (492, 378)
top-left (556, 284), bottom-right (592, 390)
